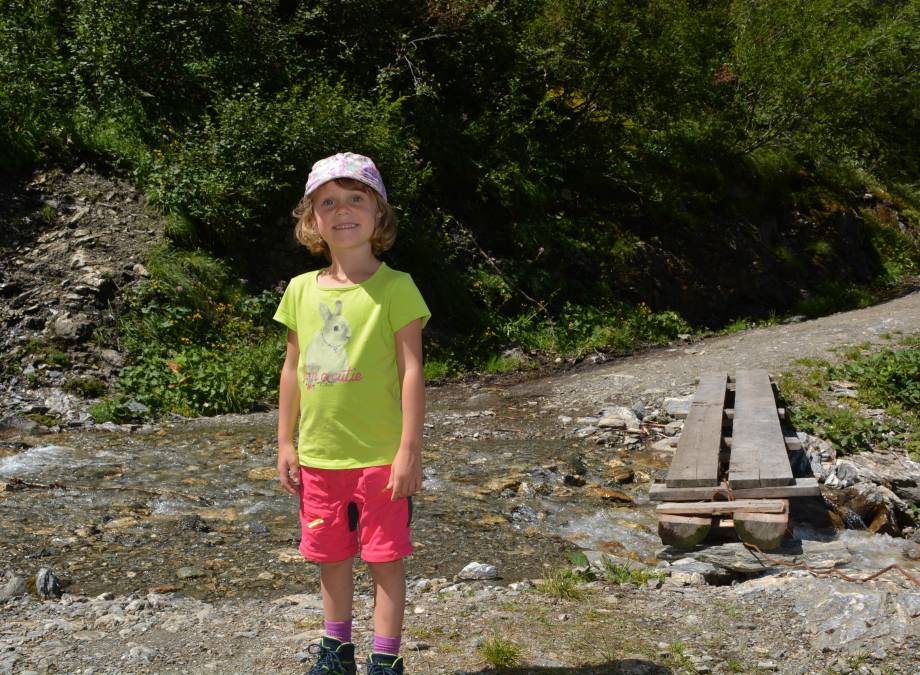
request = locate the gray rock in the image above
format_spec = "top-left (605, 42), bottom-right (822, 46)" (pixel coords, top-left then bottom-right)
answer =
top-left (457, 562), bottom-right (498, 580)
top-left (670, 558), bottom-right (734, 585)
top-left (598, 405), bottom-right (641, 431)
top-left (664, 397), bottom-right (691, 417)
top-left (35, 568), bottom-right (62, 599)
top-left (126, 400), bottom-right (149, 415)
top-left (0, 575), bottom-right (28, 601)
top-left (794, 579), bottom-right (920, 653)
top-left (49, 312), bottom-right (94, 342)
top-left (658, 540), bottom-right (851, 574)
top-left (99, 349), bottom-right (124, 367)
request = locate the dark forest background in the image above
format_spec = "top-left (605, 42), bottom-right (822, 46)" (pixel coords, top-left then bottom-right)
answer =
top-left (3, 0), bottom-right (919, 416)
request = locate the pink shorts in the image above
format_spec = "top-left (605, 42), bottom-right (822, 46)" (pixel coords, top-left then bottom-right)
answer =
top-left (298, 465), bottom-right (413, 563)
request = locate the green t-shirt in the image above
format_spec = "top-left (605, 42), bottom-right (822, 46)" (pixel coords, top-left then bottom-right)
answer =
top-left (273, 263), bottom-right (430, 469)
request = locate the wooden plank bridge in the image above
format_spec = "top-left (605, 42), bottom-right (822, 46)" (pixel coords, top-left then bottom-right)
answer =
top-left (650, 369), bottom-right (820, 550)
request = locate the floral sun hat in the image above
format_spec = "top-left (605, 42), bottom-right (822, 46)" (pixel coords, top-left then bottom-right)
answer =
top-left (304, 152), bottom-right (388, 203)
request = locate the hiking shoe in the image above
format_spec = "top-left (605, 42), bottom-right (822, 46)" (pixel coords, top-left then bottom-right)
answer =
top-left (306, 636), bottom-right (356, 675)
top-left (366, 652), bottom-right (405, 675)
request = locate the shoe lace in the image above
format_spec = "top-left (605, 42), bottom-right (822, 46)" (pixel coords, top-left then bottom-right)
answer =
top-left (367, 659), bottom-right (401, 675)
top-left (307, 642), bottom-right (350, 675)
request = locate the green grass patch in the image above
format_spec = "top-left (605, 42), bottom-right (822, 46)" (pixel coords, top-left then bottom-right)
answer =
top-left (780, 335), bottom-right (920, 459)
top-left (536, 567), bottom-right (590, 600)
top-left (600, 558), bottom-right (667, 586)
top-left (477, 635), bottom-right (522, 670)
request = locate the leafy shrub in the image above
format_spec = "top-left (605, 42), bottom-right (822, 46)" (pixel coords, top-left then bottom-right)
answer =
top-left (118, 338), bottom-right (284, 417)
top-left (110, 245), bottom-right (285, 418)
top-left (147, 82), bottom-right (421, 253)
top-left (782, 337), bottom-right (919, 458)
top-left (834, 345), bottom-right (920, 412)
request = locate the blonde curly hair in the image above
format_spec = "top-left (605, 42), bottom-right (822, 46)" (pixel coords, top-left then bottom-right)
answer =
top-left (293, 178), bottom-right (396, 260)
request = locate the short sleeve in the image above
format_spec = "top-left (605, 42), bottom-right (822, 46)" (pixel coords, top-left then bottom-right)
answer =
top-left (272, 279), bottom-right (298, 333)
top-left (388, 273), bottom-right (430, 333)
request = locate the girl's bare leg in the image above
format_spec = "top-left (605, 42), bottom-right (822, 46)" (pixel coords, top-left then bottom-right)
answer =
top-left (319, 557), bottom-right (355, 622)
top-left (367, 559), bottom-right (405, 637)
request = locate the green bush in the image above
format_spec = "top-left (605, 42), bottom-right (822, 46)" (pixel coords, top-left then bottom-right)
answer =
top-left (147, 82), bottom-right (421, 252)
top-left (109, 245), bottom-right (285, 418)
top-left (118, 338), bottom-right (284, 417)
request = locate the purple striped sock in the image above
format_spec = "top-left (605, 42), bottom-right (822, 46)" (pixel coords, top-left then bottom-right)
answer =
top-left (373, 634), bottom-right (401, 656)
top-left (324, 619), bottom-right (352, 644)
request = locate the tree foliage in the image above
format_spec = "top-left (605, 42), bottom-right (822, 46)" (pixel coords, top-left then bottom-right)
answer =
top-left (2, 0), bottom-right (919, 337)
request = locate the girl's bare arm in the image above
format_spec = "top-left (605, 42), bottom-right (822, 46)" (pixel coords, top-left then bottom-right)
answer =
top-left (388, 318), bottom-right (424, 499)
top-left (277, 330), bottom-right (301, 495)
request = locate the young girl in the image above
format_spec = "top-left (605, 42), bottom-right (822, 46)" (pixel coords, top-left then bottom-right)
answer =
top-left (274, 153), bottom-right (429, 675)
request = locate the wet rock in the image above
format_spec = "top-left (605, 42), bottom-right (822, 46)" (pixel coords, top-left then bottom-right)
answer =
top-left (246, 467), bottom-right (277, 481)
top-left (246, 522), bottom-right (270, 537)
top-left (827, 483), bottom-right (906, 536)
top-left (587, 485), bottom-right (634, 503)
top-left (457, 562), bottom-right (498, 580)
top-left (605, 462), bottom-right (634, 484)
top-left (664, 420), bottom-right (683, 436)
top-left (650, 437), bottom-right (677, 452)
top-left (35, 568), bottom-right (62, 599)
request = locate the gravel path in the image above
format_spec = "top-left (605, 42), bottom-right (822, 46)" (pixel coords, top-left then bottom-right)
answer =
top-left (521, 287), bottom-right (920, 410)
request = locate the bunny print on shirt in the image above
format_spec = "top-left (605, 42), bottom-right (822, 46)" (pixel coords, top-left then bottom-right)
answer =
top-left (303, 300), bottom-right (362, 390)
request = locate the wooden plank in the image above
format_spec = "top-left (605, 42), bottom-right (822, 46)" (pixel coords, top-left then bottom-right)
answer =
top-left (665, 372), bottom-right (727, 487)
top-left (723, 431), bottom-right (800, 450)
top-left (648, 477), bottom-right (819, 501)
top-left (728, 369), bottom-right (794, 488)
top-left (656, 499), bottom-right (787, 516)
top-left (725, 408), bottom-right (785, 420)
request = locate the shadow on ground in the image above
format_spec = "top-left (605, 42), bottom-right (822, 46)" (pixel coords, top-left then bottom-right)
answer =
top-left (462, 658), bottom-right (672, 674)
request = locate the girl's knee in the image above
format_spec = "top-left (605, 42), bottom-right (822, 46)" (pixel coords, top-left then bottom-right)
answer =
top-left (367, 558), bottom-right (405, 580)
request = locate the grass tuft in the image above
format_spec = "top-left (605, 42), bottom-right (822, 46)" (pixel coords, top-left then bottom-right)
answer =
top-left (478, 635), bottom-right (522, 669)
